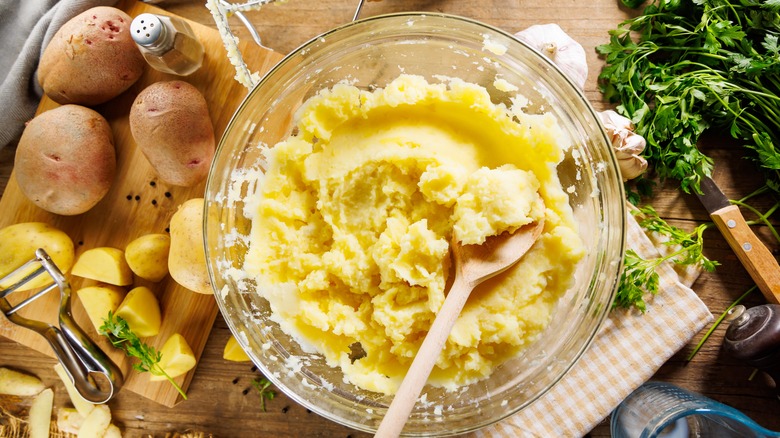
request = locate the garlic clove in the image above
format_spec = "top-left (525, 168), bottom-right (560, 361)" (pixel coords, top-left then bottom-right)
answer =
top-left (598, 110), bottom-right (649, 180)
top-left (515, 23), bottom-right (588, 90)
top-left (617, 134), bottom-right (647, 157)
top-left (598, 109), bottom-right (634, 132)
top-left (618, 154), bottom-right (649, 181)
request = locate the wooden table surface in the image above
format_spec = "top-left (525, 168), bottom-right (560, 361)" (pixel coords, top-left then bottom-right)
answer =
top-left (3, 0), bottom-right (780, 436)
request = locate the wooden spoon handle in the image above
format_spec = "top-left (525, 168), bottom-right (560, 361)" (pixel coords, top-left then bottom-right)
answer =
top-left (374, 274), bottom-right (473, 438)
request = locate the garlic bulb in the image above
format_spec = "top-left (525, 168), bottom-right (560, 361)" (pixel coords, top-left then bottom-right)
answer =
top-left (598, 110), bottom-right (648, 181)
top-left (515, 23), bottom-right (588, 90)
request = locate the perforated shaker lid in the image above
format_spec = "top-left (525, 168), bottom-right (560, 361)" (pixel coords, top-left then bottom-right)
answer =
top-left (131, 13), bottom-right (164, 46)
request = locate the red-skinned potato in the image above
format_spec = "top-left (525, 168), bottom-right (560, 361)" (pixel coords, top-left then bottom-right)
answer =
top-left (129, 80), bottom-right (215, 187)
top-left (38, 6), bottom-right (144, 106)
top-left (15, 105), bottom-right (116, 215)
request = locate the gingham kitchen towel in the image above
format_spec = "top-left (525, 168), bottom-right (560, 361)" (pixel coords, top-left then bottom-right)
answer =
top-left (471, 206), bottom-right (714, 438)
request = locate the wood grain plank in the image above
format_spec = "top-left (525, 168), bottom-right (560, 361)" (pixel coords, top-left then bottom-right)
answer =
top-left (0, 0), bottom-right (283, 407)
top-left (3, 0), bottom-right (780, 436)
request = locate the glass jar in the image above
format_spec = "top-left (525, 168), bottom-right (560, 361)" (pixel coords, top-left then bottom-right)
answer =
top-left (612, 381), bottom-right (780, 438)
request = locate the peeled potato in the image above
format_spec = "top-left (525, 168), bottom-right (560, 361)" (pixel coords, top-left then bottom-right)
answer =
top-left (57, 407), bottom-right (84, 435)
top-left (104, 424), bottom-right (123, 438)
top-left (129, 81), bottom-right (215, 187)
top-left (115, 286), bottom-right (161, 337)
top-left (38, 6), bottom-right (144, 105)
top-left (77, 404), bottom-right (111, 438)
top-left (150, 333), bottom-right (196, 381)
top-left (29, 388), bottom-right (54, 438)
top-left (223, 335), bottom-right (251, 362)
top-left (15, 105), bottom-right (116, 215)
top-left (77, 285), bottom-right (126, 332)
top-left (0, 222), bottom-right (75, 291)
top-left (53, 363), bottom-right (95, 417)
top-left (71, 247), bottom-right (133, 286)
top-left (0, 367), bottom-right (45, 396)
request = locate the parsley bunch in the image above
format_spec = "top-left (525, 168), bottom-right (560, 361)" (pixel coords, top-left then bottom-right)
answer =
top-left (99, 312), bottom-right (187, 399)
top-left (615, 206), bottom-right (718, 311)
top-left (598, 0), bottom-right (780, 194)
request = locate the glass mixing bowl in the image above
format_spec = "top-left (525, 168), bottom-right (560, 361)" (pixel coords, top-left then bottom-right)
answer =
top-left (205, 12), bottom-right (625, 436)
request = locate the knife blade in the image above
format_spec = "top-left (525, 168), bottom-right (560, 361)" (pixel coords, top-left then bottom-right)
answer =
top-left (696, 175), bottom-right (780, 304)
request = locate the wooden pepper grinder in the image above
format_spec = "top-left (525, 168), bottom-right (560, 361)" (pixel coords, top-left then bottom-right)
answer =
top-left (723, 304), bottom-right (780, 398)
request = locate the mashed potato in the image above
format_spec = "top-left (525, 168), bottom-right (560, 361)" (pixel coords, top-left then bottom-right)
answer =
top-left (244, 74), bottom-right (584, 395)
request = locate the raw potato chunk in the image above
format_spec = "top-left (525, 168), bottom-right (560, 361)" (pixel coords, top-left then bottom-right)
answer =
top-left (104, 424), bottom-right (123, 438)
top-left (125, 233), bottom-right (171, 282)
top-left (15, 105), bottom-right (116, 215)
top-left (71, 247), bottom-right (133, 286)
top-left (38, 7), bottom-right (144, 105)
top-left (57, 407), bottom-right (83, 435)
top-left (115, 286), bottom-right (161, 337)
top-left (129, 81), bottom-right (215, 186)
top-left (223, 335), bottom-right (251, 362)
top-left (168, 198), bottom-right (212, 294)
top-left (29, 387), bottom-right (54, 438)
top-left (77, 285), bottom-right (126, 332)
top-left (77, 404), bottom-right (111, 438)
top-left (0, 367), bottom-right (45, 396)
top-left (53, 363), bottom-right (95, 417)
top-left (150, 333), bottom-right (196, 381)
top-left (0, 222), bottom-right (75, 291)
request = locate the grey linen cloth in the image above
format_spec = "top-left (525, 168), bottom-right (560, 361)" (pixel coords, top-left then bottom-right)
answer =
top-left (0, 0), bottom-right (117, 150)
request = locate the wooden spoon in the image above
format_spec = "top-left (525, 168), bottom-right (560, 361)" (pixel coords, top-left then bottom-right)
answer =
top-left (375, 219), bottom-right (545, 437)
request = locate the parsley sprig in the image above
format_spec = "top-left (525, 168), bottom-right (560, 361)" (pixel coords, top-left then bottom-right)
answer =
top-left (598, 0), bottom-right (780, 194)
top-left (615, 206), bottom-right (719, 311)
top-left (99, 312), bottom-right (187, 400)
top-left (251, 376), bottom-right (276, 411)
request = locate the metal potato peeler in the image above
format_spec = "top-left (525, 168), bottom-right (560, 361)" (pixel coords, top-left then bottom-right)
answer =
top-left (0, 248), bottom-right (123, 403)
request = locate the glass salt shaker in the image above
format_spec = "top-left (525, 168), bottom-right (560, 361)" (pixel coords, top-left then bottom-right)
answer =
top-left (130, 13), bottom-right (204, 76)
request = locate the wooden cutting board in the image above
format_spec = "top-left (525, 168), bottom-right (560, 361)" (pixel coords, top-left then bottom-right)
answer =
top-left (0, 0), bottom-right (283, 407)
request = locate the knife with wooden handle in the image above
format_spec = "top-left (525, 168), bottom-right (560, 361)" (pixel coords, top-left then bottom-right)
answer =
top-left (696, 176), bottom-right (780, 304)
